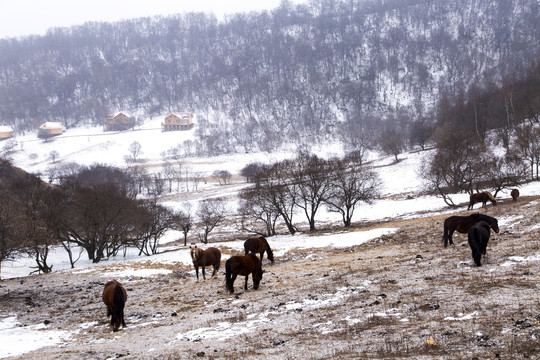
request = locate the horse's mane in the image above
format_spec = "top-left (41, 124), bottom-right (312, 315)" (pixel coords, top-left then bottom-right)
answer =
top-left (190, 246), bottom-right (203, 261)
top-left (473, 213), bottom-right (496, 223)
top-left (483, 191), bottom-right (496, 202)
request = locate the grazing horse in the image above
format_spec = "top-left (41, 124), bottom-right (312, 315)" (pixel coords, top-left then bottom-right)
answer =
top-left (511, 188), bottom-right (520, 201)
top-left (102, 280), bottom-right (127, 331)
top-left (190, 245), bottom-right (221, 281)
top-left (468, 221), bottom-right (492, 266)
top-left (244, 236), bottom-right (274, 264)
top-left (443, 213), bottom-right (499, 247)
top-left (467, 191), bottom-right (497, 210)
top-left (225, 253), bottom-right (263, 294)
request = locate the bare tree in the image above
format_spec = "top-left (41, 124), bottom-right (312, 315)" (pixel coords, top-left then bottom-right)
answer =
top-left (128, 141), bottom-right (143, 163)
top-left (0, 193), bottom-right (24, 280)
top-left (135, 200), bottom-right (174, 256)
top-left (176, 204), bottom-right (193, 246)
top-left (49, 150), bottom-right (59, 163)
top-left (240, 162), bottom-right (263, 182)
top-left (325, 160), bottom-right (381, 227)
top-left (292, 152), bottom-right (333, 232)
top-left (252, 161), bottom-right (298, 235)
top-left (238, 187), bottom-right (279, 237)
top-left (420, 127), bottom-right (488, 206)
top-left (196, 199), bottom-right (227, 244)
top-left (213, 170), bottom-right (232, 185)
top-left (511, 125), bottom-right (540, 180)
top-left (162, 162), bottom-right (176, 193)
top-left (483, 151), bottom-right (527, 197)
top-left (379, 129), bottom-right (405, 162)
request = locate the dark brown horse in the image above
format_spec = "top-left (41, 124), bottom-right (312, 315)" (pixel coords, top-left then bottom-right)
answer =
top-left (225, 253), bottom-right (263, 294)
top-left (102, 280), bottom-right (127, 331)
top-left (468, 221), bottom-right (492, 266)
top-left (190, 245), bottom-right (221, 281)
top-left (467, 191), bottom-right (497, 210)
top-left (511, 188), bottom-right (520, 201)
top-left (443, 213), bottom-right (499, 247)
top-left (244, 236), bottom-right (274, 264)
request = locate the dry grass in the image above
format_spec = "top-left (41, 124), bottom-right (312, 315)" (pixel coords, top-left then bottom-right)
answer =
top-left (1, 197), bottom-right (540, 359)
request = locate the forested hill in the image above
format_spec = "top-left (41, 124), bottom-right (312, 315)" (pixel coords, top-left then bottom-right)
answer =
top-left (1, 0), bottom-right (539, 152)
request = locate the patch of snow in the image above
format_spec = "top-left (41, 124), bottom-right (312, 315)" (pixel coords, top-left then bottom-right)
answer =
top-left (444, 312), bottom-right (478, 321)
top-left (0, 316), bottom-right (72, 359)
top-left (500, 254), bottom-right (540, 267)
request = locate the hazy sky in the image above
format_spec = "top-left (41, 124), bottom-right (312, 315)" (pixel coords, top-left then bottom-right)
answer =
top-left (0, 0), bottom-right (302, 39)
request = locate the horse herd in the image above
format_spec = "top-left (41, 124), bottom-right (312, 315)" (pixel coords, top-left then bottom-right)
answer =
top-left (444, 187), bottom-right (522, 268)
top-left (101, 236), bottom-right (273, 331)
top-left (101, 189), bottom-right (520, 332)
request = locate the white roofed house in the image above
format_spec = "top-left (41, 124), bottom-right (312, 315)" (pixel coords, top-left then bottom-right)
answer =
top-left (0, 125), bottom-right (14, 140)
top-left (37, 122), bottom-right (63, 139)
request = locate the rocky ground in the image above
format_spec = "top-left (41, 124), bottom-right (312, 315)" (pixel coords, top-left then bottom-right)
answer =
top-left (1, 196), bottom-right (540, 359)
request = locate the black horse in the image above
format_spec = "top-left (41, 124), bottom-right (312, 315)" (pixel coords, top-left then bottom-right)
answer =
top-left (225, 253), bottom-right (263, 294)
top-left (244, 236), bottom-right (274, 264)
top-left (443, 213), bottom-right (499, 247)
top-left (468, 221), bottom-right (492, 266)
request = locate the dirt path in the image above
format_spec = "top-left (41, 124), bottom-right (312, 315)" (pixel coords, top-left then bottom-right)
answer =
top-left (1, 197), bottom-right (539, 359)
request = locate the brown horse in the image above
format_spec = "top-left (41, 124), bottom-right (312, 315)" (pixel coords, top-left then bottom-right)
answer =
top-left (468, 221), bottom-right (492, 266)
top-left (102, 280), bottom-right (127, 331)
top-left (244, 236), bottom-right (274, 264)
top-left (190, 245), bottom-right (221, 281)
top-left (443, 213), bottom-right (499, 247)
top-left (511, 188), bottom-right (520, 201)
top-left (467, 191), bottom-right (497, 210)
top-left (225, 253), bottom-right (263, 294)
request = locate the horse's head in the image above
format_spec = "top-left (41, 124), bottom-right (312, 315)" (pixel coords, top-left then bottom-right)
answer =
top-left (253, 263), bottom-right (263, 290)
top-left (189, 245), bottom-right (201, 261)
top-left (490, 219), bottom-right (500, 233)
top-left (485, 191), bottom-right (497, 205)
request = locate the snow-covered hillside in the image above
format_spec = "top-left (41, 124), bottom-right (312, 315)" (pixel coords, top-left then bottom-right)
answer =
top-left (2, 119), bottom-right (540, 359)
top-left (4, 117), bottom-right (540, 280)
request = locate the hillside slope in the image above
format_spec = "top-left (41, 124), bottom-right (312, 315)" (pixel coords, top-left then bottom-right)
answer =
top-left (1, 195), bottom-right (538, 359)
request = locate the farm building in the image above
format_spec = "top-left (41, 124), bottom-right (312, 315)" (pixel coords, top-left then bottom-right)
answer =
top-left (104, 111), bottom-right (135, 131)
top-left (161, 112), bottom-right (194, 131)
top-left (0, 125), bottom-right (13, 140)
top-left (37, 122), bottom-right (63, 138)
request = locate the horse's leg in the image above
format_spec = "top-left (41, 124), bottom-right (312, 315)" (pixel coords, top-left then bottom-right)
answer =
top-left (211, 264), bottom-right (217, 278)
top-left (202, 266), bottom-right (206, 280)
top-left (230, 274), bottom-right (238, 293)
top-left (260, 251), bottom-right (264, 264)
top-left (244, 275), bottom-right (249, 290)
top-left (448, 230), bottom-right (455, 245)
top-left (195, 266), bottom-right (199, 281)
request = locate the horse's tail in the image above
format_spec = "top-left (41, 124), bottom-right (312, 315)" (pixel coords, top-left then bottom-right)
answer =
top-left (225, 258), bottom-right (233, 293)
top-left (243, 241), bottom-right (249, 255)
top-left (442, 220), bottom-right (449, 247)
top-left (468, 227), bottom-right (482, 266)
top-left (265, 240), bottom-right (274, 263)
top-left (112, 284), bottom-right (125, 329)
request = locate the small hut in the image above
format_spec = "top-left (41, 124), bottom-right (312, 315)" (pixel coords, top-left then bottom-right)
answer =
top-left (37, 122), bottom-right (63, 139)
top-left (161, 112), bottom-right (194, 131)
top-left (104, 111), bottom-right (136, 131)
top-left (0, 125), bottom-right (13, 140)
